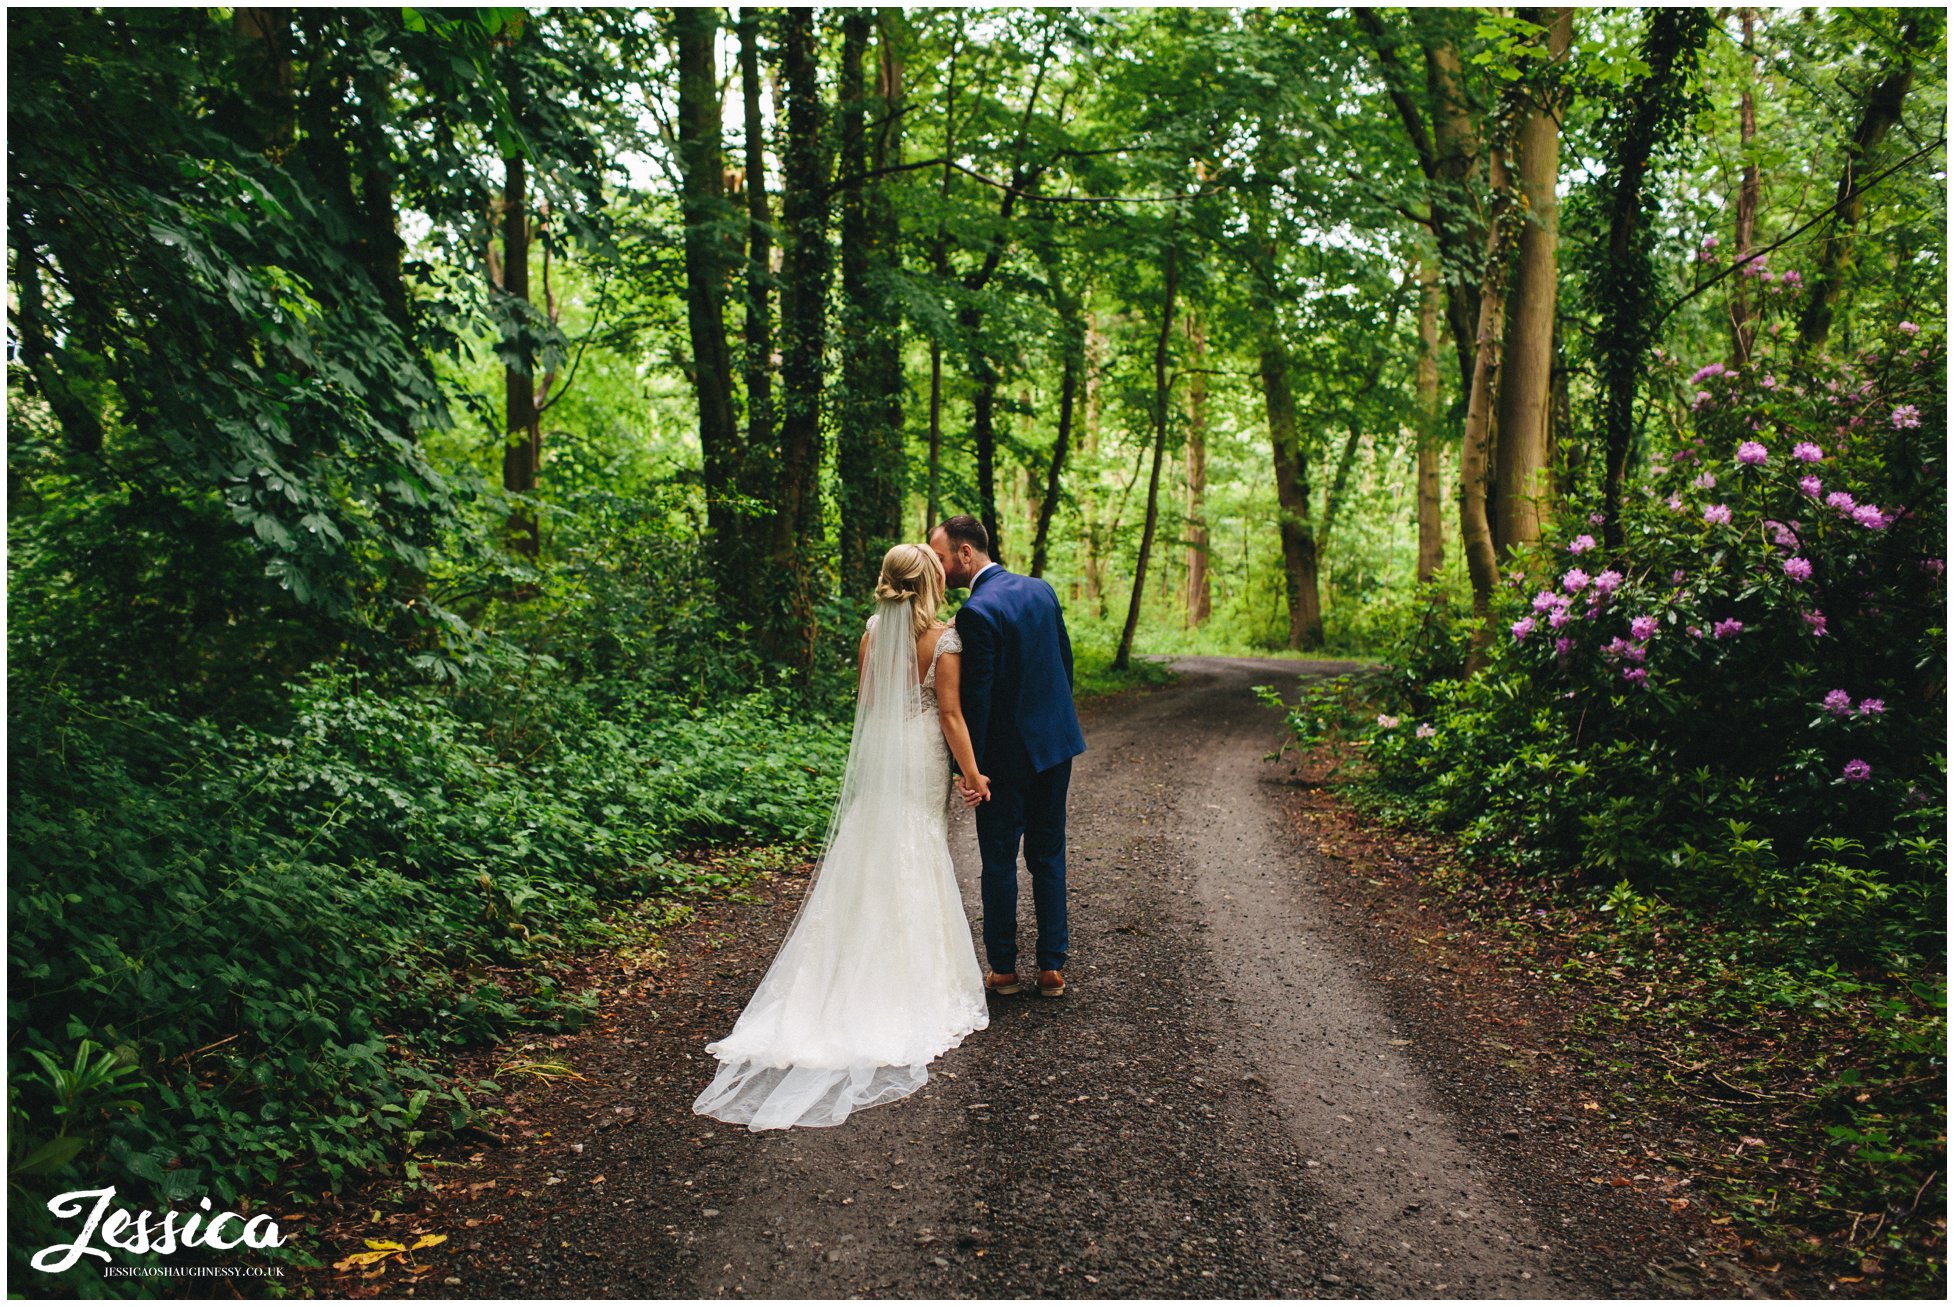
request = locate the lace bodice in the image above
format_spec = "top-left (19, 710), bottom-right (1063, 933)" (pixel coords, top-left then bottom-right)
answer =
top-left (920, 625), bottom-right (961, 710)
top-left (864, 616), bottom-right (961, 715)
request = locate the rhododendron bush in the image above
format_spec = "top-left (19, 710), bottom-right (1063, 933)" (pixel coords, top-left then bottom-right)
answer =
top-left (1368, 325), bottom-right (1945, 959)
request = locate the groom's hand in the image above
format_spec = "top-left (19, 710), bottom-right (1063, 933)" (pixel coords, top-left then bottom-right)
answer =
top-left (958, 772), bottom-right (991, 807)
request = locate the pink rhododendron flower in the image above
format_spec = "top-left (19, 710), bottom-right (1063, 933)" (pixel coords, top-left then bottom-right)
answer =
top-left (1667, 494), bottom-right (1684, 510)
top-left (1857, 698), bottom-right (1885, 716)
top-left (1823, 689), bottom-right (1853, 716)
top-left (1562, 568), bottom-right (1590, 593)
top-left (1891, 404), bottom-right (1921, 429)
top-left (1826, 491), bottom-right (1856, 513)
top-left (1802, 610), bottom-right (1828, 636)
top-left (1736, 441), bottom-right (1768, 465)
top-left (1569, 534), bottom-right (1595, 555)
top-left (1898, 320), bottom-right (1920, 335)
top-left (1593, 569), bottom-right (1623, 596)
top-left (1842, 759), bottom-right (1872, 782)
top-left (1588, 512), bottom-right (1607, 526)
top-left (1759, 375), bottom-right (1778, 389)
top-left (1511, 617), bottom-right (1536, 642)
top-left (1415, 722), bottom-right (1436, 739)
top-left (1688, 362), bottom-right (1727, 385)
top-left (1792, 441), bottom-right (1824, 463)
top-left (1711, 618), bottom-right (1744, 639)
top-left (1622, 666), bottom-right (1648, 686)
top-left (1532, 590), bottom-right (1560, 614)
top-left (1922, 558), bottom-right (1945, 578)
top-left (1782, 556), bottom-right (1813, 582)
top-left (1547, 606), bottom-right (1573, 630)
top-left (1703, 504), bottom-right (1732, 525)
top-left (1798, 475), bottom-right (1823, 498)
top-left (1629, 615), bottom-right (1658, 641)
top-left (1376, 714), bottom-right (1399, 729)
top-left (1851, 504), bottom-right (1889, 530)
top-left (1693, 471), bottom-right (1718, 490)
top-left (1553, 637), bottom-right (1573, 657)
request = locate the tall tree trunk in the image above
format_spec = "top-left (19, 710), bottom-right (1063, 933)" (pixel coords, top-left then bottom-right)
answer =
top-left (837, 12), bottom-right (882, 593)
top-left (1263, 344), bottom-right (1323, 650)
top-left (676, 7), bottom-right (740, 579)
top-left (1797, 20), bottom-right (1918, 350)
top-left (1415, 257), bottom-right (1445, 583)
top-left (1598, 8), bottom-right (1714, 550)
top-left (1183, 311), bottom-right (1211, 625)
top-left (1491, 7), bottom-right (1572, 559)
top-left (1114, 238), bottom-right (1179, 672)
top-left (1459, 140), bottom-right (1513, 661)
top-left (1030, 245), bottom-right (1081, 581)
top-left (925, 340), bottom-right (943, 533)
top-left (1425, 35), bottom-right (1486, 401)
top-left (969, 358), bottom-right (1003, 564)
top-left (1729, 8), bottom-right (1760, 367)
top-left (737, 5), bottom-right (776, 576)
top-left (868, 9), bottom-right (908, 552)
top-left (773, 8), bottom-right (830, 680)
top-left (501, 150), bottom-right (539, 559)
top-left (1080, 312), bottom-right (1106, 610)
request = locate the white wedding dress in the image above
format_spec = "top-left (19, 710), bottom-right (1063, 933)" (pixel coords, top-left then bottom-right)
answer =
top-left (692, 605), bottom-right (989, 1131)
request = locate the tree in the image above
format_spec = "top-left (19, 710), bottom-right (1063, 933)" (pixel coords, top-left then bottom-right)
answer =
top-left (1586, 7), bottom-right (1713, 551)
top-left (1415, 256), bottom-right (1445, 582)
top-left (1490, 7), bottom-right (1574, 558)
top-left (772, 7), bottom-right (831, 679)
top-left (674, 6), bottom-right (740, 583)
top-left (1114, 232), bottom-right (1179, 671)
top-left (1797, 14), bottom-right (1926, 350)
top-left (1182, 310), bottom-right (1211, 625)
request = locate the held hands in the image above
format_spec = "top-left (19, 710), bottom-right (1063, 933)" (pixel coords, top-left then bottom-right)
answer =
top-left (957, 772), bottom-right (991, 807)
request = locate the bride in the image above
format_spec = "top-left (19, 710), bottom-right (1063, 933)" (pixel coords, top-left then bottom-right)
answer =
top-left (692, 543), bottom-right (992, 1131)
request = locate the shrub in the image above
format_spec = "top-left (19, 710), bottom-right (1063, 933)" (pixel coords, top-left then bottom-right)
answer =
top-left (1357, 323), bottom-right (1945, 961)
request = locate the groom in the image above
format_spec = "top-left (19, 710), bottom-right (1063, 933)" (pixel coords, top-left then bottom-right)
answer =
top-left (929, 515), bottom-right (1086, 999)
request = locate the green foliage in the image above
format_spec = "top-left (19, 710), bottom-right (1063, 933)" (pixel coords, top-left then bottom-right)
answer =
top-left (1310, 322), bottom-right (1946, 963)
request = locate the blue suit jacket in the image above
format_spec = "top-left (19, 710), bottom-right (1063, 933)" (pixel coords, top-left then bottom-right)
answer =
top-left (953, 566), bottom-right (1087, 781)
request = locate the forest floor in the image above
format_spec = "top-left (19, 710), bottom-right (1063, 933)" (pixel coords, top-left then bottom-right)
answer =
top-left (289, 656), bottom-right (1804, 1299)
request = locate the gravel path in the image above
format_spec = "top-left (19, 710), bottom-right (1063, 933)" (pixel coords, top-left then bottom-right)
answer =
top-left (355, 656), bottom-right (1696, 1299)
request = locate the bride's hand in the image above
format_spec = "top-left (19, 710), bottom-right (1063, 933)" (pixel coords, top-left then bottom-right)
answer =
top-left (958, 772), bottom-right (991, 806)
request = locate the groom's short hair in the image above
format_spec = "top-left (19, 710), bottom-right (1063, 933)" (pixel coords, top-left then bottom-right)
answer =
top-left (937, 514), bottom-right (989, 556)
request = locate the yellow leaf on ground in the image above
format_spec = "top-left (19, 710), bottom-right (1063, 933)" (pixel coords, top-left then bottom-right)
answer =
top-left (410, 1233), bottom-right (448, 1251)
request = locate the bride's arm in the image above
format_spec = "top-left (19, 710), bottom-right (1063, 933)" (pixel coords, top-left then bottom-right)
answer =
top-left (929, 651), bottom-right (990, 803)
top-left (857, 630), bottom-right (869, 693)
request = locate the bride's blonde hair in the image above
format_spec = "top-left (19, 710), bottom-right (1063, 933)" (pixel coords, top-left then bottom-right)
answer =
top-left (876, 543), bottom-right (946, 638)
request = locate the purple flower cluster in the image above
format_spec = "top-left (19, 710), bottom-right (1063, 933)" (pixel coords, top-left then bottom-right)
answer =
top-left (1711, 618), bottom-right (1744, 639)
top-left (1798, 475), bottom-right (1823, 498)
top-left (1568, 534), bottom-right (1595, 555)
top-left (1689, 361), bottom-right (1727, 385)
top-left (1693, 471), bottom-right (1718, 491)
top-left (1562, 568), bottom-right (1590, 593)
top-left (1782, 556), bottom-right (1813, 582)
top-left (1792, 441), bottom-right (1824, 463)
top-left (1842, 759), bottom-right (1872, 782)
top-left (1802, 610), bottom-right (1828, 637)
top-left (1891, 404), bottom-right (1922, 429)
top-left (1511, 616), bottom-right (1536, 643)
top-left (1629, 615), bottom-right (1659, 642)
top-left (1822, 688), bottom-right (1853, 716)
top-left (1736, 441), bottom-right (1769, 466)
top-left (1703, 504), bottom-right (1732, 526)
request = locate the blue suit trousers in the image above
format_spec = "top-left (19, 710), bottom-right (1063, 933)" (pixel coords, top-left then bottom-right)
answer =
top-left (974, 757), bottom-right (1071, 974)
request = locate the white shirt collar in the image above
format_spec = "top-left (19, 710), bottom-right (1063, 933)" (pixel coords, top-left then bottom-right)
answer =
top-left (970, 561), bottom-right (999, 587)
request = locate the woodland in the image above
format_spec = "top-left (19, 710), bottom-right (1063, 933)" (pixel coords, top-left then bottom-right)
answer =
top-left (5, 4), bottom-right (1946, 1293)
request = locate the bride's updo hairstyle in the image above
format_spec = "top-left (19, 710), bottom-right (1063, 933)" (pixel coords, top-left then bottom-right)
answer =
top-left (876, 543), bottom-right (946, 638)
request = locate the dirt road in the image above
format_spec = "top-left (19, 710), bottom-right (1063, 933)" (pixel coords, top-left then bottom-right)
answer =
top-left (363, 656), bottom-right (1700, 1299)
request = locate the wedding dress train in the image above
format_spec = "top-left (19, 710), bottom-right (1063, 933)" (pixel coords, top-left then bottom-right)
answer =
top-left (692, 609), bottom-right (988, 1131)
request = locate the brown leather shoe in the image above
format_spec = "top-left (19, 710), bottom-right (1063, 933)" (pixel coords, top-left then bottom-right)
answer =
top-left (985, 970), bottom-right (1021, 996)
top-left (1037, 969), bottom-right (1065, 997)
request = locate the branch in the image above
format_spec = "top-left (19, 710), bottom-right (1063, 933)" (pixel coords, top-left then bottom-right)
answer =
top-left (1657, 134), bottom-right (1944, 327)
